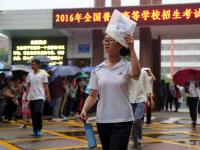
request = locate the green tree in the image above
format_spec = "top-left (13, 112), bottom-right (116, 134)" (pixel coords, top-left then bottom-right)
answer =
top-left (0, 48), bottom-right (8, 62)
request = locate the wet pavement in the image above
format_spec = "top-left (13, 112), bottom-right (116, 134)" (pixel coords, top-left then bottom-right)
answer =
top-left (0, 112), bottom-right (200, 150)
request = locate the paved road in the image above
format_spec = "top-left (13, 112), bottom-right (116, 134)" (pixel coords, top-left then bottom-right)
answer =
top-left (0, 112), bottom-right (200, 150)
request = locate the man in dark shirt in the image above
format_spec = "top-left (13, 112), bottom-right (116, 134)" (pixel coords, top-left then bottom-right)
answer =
top-left (0, 73), bottom-right (8, 119)
top-left (52, 76), bottom-right (65, 120)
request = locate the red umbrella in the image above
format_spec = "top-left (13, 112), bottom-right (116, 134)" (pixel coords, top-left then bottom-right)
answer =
top-left (173, 68), bottom-right (200, 86)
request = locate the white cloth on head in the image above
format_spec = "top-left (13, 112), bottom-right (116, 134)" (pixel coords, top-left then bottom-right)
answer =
top-left (105, 9), bottom-right (137, 48)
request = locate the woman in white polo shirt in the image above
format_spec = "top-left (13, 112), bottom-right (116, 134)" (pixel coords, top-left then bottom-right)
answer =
top-left (80, 32), bottom-right (141, 150)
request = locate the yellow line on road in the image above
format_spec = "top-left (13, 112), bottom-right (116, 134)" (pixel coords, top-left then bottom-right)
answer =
top-left (6, 137), bottom-right (62, 143)
top-left (43, 129), bottom-right (102, 148)
top-left (144, 136), bottom-right (200, 149)
top-left (14, 122), bottom-right (103, 149)
top-left (0, 127), bottom-right (18, 131)
top-left (38, 144), bottom-right (87, 150)
top-left (11, 122), bottom-right (100, 150)
top-left (43, 129), bottom-right (87, 143)
top-left (161, 124), bottom-right (189, 127)
top-left (144, 126), bottom-right (165, 130)
top-left (143, 130), bottom-right (183, 135)
top-left (0, 131), bottom-right (31, 135)
top-left (64, 121), bottom-right (83, 127)
top-left (64, 121), bottom-right (97, 131)
top-left (13, 122), bottom-right (87, 144)
top-left (146, 124), bottom-right (192, 131)
top-left (38, 143), bottom-right (102, 150)
top-left (0, 140), bottom-right (21, 150)
top-left (56, 129), bottom-right (84, 133)
top-left (169, 138), bottom-right (200, 142)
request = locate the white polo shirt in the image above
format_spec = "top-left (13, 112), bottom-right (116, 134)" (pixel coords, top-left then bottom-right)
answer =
top-left (27, 70), bottom-right (48, 101)
top-left (129, 69), bottom-right (152, 103)
top-left (89, 59), bottom-right (134, 123)
top-left (189, 81), bottom-right (199, 97)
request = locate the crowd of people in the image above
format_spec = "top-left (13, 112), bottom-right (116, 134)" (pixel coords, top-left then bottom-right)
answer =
top-left (50, 75), bottom-right (90, 120)
top-left (157, 79), bottom-right (182, 112)
top-left (0, 64), bottom-right (91, 127)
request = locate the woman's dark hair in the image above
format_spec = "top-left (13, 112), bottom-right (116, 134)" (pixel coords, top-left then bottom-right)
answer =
top-left (120, 47), bottom-right (130, 56)
top-left (31, 59), bottom-right (41, 65)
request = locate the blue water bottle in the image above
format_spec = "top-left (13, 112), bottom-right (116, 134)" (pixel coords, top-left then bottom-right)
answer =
top-left (84, 123), bottom-right (97, 149)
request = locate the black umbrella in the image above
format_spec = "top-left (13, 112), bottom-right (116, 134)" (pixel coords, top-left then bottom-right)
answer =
top-left (11, 65), bottom-right (32, 79)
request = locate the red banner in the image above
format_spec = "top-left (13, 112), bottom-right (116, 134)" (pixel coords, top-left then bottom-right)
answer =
top-left (53, 3), bottom-right (200, 28)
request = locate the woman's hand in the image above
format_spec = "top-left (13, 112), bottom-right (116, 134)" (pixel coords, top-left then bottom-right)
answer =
top-left (12, 97), bottom-right (19, 106)
top-left (80, 109), bottom-right (88, 123)
top-left (125, 33), bottom-right (141, 80)
top-left (124, 34), bottom-right (134, 50)
top-left (79, 89), bottom-right (98, 123)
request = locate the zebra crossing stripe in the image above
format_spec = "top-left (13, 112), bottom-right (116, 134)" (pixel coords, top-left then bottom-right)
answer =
top-left (161, 117), bottom-right (182, 123)
top-left (144, 116), bottom-right (156, 120)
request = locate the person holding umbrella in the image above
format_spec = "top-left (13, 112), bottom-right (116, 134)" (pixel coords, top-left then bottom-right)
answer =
top-left (184, 71), bottom-right (200, 128)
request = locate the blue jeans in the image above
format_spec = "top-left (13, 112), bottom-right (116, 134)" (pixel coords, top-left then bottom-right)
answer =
top-left (131, 102), bottom-right (145, 143)
top-left (52, 96), bottom-right (63, 118)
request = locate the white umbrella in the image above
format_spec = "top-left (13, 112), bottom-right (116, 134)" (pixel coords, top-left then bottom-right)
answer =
top-left (11, 65), bottom-right (50, 78)
top-left (12, 65), bottom-right (32, 73)
top-left (0, 62), bottom-right (12, 77)
top-left (11, 65), bottom-right (31, 78)
top-left (28, 55), bottom-right (52, 63)
top-left (81, 66), bottom-right (94, 72)
top-left (0, 62), bottom-right (11, 71)
top-left (53, 65), bottom-right (80, 77)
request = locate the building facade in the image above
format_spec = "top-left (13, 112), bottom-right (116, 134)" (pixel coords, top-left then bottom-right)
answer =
top-left (161, 39), bottom-right (200, 78)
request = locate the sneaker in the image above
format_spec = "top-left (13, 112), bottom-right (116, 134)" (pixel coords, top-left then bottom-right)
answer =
top-left (133, 142), bottom-right (143, 149)
top-left (146, 124), bottom-right (151, 128)
top-left (192, 122), bottom-right (196, 128)
top-left (32, 132), bottom-right (37, 136)
top-left (7, 120), bottom-right (15, 123)
top-left (61, 116), bottom-right (69, 121)
top-left (51, 118), bottom-right (62, 122)
top-left (133, 143), bottom-right (138, 149)
top-left (51, 118), bottom-right (57, 122)
top-left (137, 142), bottom-right (143, 149)
top-left (19, 124), bottom-right (27, 129)
top-left (37, 130), bottom-right (42, 136)
top-left (2, 118), bottom-right (8, 122)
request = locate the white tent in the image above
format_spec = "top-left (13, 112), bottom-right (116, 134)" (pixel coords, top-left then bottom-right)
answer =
top-left (0, 33), bottom-right (8, 39)
top-left (0, 33), bottom-right (9, 48)
top-left (0, 33), bottom-right (9, 64)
